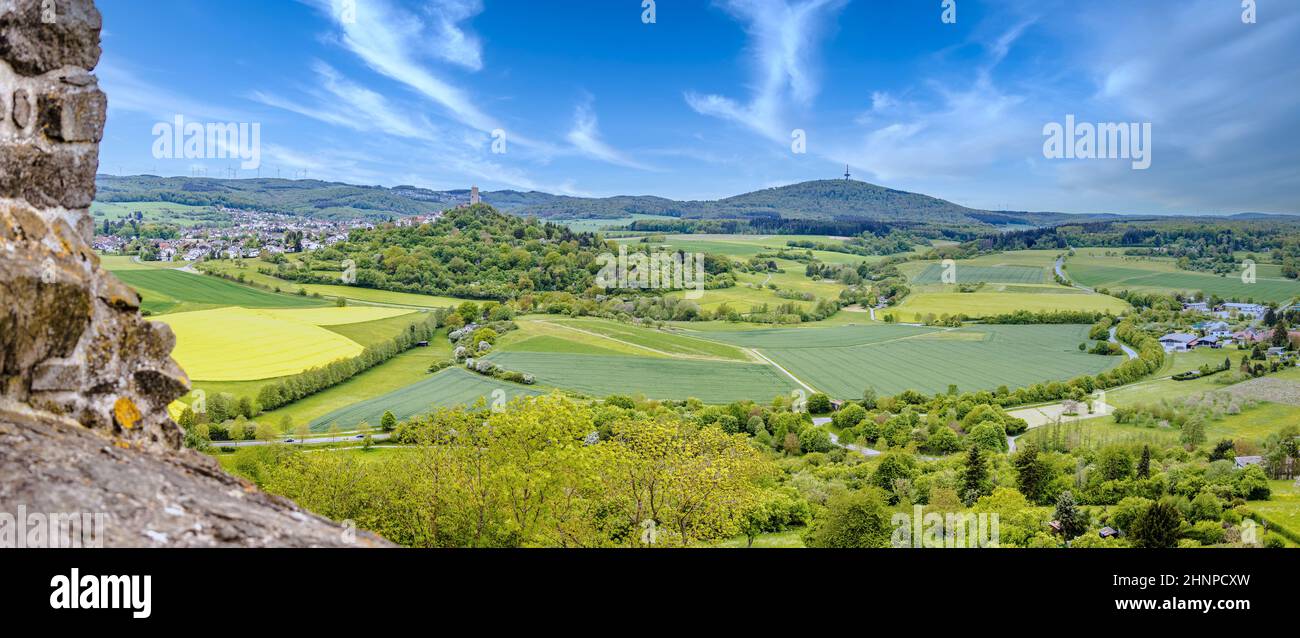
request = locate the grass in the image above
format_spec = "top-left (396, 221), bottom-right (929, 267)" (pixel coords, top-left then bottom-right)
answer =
top-left (700, 324), bottom-right (1123, 398)
top-left (323, 311), bottom-right (430, 346)
top-left (549, 318), bottom-right (750, 360)
top-left (198, 259), bottom-right (470, 308)
top-left (712, 528), bottom-right (806, 548)
top-left (91, 201), bottom-right (225, 226)
top-left (689, 323), bottom-right (936, 349)
top-left (112, 269), bottom-right (327, 314)
top-left (156, 307), bottom-right (376, 381)
top-left (1066, 251), bottom-right (1300, 304)
top-left (891, 290), bottom-right (1130, 320)
top-left (485, 352), bottom-right (798, 403)
top-left (912, 264), bottom-right (1046, 285)
top-left (309, 367), bottom-right (545, 431)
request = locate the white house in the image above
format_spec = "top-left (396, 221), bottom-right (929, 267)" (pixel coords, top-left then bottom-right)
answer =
top-left (1218, 303), bottom-right (1268, 320)
top-left (1158, 333), bottom-right (1198, 352)
top-left (1182, 301), bottom-right (1209, 313)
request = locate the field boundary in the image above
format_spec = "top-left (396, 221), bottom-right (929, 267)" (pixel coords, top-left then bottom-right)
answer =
top-left (747, 348), bottom-right (817, 395)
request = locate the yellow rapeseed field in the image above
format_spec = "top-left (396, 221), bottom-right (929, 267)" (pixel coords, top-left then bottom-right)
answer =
top-left (154, 307), bottom-right (386, 381)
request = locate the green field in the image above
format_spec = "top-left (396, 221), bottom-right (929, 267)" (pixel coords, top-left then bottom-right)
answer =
top-left (912, 264), bottom-right (1046, 284)
top-left (692, 322), bottom-right (936, 349)
top-left (700, 324), bottom-right (1123, 398)
top-left (485, 352), bottom-right (798, 403)
top-left (1066, 251), bottom-right (1300, 303)
top-left (199, 259), bottom-right (470, 308)
top-left (549, 318), bottom-right (750, 360)
top-left (112, 269), bottom-right (327, 314)
top-left (891, 290), bottom-right (1129, 320)
top-left (91, 201), bottom-right (226, 227)
top-left (309, 367), bottom-right (545, 431)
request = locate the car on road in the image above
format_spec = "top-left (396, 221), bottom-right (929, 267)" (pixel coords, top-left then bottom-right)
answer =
top-left (284, 438), bottom-right (295, 443)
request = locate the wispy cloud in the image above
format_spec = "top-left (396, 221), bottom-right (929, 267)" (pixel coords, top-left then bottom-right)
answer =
top-left (565, 98), bottom-right (655, 171)
top-left (250, 61), bottom-right (441, 142)
top-left (306, 0), bottom-right (499, 133)
top-left (685, 0), bottom-right (847, 142)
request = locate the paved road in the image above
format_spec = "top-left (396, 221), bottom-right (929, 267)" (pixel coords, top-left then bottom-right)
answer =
top-left (812, 417), bottom-right (881, 457)
top-left (215, 433), bottom-right (393, 448)
top-left (1054, 254), bottom-right (1095, 292)
top-left (1109, 326), bottom-right (1138, 360)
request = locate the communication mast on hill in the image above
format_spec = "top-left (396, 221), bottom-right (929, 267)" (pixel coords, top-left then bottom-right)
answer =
top-left (844, 165), bottom-right (852, 181)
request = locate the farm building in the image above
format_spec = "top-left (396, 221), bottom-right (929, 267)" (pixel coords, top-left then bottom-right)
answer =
top-left (1234, 456), bottom-right (1264, 469)
top-left (1192, 336), bottom-right (1222, 349)
top-left (1158, 333), bottom-right (1197, 352)
top-left (1182, 302), bottom-right (1209, 313)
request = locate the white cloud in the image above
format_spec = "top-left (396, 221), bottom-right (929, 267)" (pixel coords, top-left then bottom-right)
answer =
top-left (306, 0), bottom-right (499, 133)
top-left (685, 0), bottom-right (847, 142)
top-left (565, 100), bottom-right (655, 171)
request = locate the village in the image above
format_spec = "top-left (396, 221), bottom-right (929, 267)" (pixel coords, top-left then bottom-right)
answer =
top-left (1159, 301), bottom-right (1300, 364)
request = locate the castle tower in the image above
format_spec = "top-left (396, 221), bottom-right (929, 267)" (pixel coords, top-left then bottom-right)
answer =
top-left (470, 185), bottom-right (481, 205)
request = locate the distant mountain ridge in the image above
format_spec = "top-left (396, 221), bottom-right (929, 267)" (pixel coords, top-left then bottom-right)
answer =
top-left (96, 175), bottom-right (1292, 228)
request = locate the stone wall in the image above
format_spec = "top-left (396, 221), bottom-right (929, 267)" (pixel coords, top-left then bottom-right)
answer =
top-left (0, 0), bottom-right (388, 547)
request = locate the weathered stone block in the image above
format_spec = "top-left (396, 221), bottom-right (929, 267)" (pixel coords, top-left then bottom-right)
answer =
top-left (0, 141), bottom-right (98, 208)
top-left (0, 0), bottom-right (103, 76)
top-left (38, 85), bottom-right (105, 142)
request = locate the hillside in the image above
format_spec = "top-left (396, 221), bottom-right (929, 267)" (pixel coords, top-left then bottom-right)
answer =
top-left (97, 174), bottom-right (1103, 228)
top-left (96, 175), bottom-right (453, 220)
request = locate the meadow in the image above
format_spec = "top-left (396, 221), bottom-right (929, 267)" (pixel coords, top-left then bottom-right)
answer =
top-left (199, 259), bottom-right (471, 308)
top-left (890, 290), bottom-right (1130, 320)
top-left (111, 268), bottom-right (327, 314)
top-left (1066, 250), bottom-right (1300, 304)
top-left (701, 323), bottom-right (1123, 398)
top-left (91, 201), bottom-right (225, 226)
top-left (485, 352), bottom-right (798, 403)
top-left (310, 367), bottom-right (545, 431)
top-left (911, 263), bottom-right (1046, 285)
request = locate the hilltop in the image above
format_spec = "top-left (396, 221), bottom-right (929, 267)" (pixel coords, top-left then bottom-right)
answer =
top-left (96, 174), bottom-right (1079, 228)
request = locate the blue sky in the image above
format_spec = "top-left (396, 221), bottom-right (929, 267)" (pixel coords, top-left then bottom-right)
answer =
top-left (97, 0), bottom-right (1299, 214)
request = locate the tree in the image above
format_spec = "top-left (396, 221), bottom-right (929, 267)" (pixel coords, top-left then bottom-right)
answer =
top-left (1053, 490), bottom-right (1088, 539)
top-left (800, 427), bottom-right (833, 454)
top-left (255, 420), bottom-right (279, 442)
top-left (806, 393), bottom-right (832, 414)
top-left (1131, 500), bottom-right (1182, 548)
top-left (177, 406), bottom-right (196, 428)
top-left (968, 421), bottom-right (1008, 452)
top-left (961, 446), bottom-right (989, 505)
top-left (1136, 445), bottom-right (1151, 479)
top-left (380, 410), bottom-right (398, 433)
top-left (871, 453), bottom-right (918, 495)
top-left (803, 489), bottom-right (892, 548)
top-left (230, 415), bottom-right (248, 441)
top-left (1180, 418), bottom-right (1206, 449)
top-left (861, 386), bottom-right (877, 409)
top-left (1013, 445), bottom-right (1047, 504)
top-left (1096, 446), bottom-right (1134, 481)
top-left (294, 422), bottom-right (309, 444)
top-left (278, 414), bottom-right (295, 436)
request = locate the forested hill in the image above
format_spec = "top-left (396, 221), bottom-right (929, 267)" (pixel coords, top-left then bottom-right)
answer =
top-left (95, 175), bottom-right (456, 220)
top-left (266, 204), bottom-right (610, 299)
top-left (96, 174), bottom-right (1082, 227)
